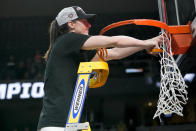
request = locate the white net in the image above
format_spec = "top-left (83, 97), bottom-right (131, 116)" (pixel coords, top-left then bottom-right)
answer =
top-left (153, 31), bottom-right (188, 120)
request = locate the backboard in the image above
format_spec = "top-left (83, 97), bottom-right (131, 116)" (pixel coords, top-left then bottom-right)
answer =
top-left (158, 0), bottom-right (195, 25)
top-left (158, 0), bottom-right (196, 75)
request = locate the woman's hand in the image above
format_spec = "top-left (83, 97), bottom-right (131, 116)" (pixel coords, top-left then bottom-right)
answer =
top-left (144, 35), bottom-right (163, 55)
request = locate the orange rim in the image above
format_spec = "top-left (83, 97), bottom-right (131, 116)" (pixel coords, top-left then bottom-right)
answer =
top-left (100, 19), bottom-right (191, 35)
top-left (98, 19), bottom-right (192, 58)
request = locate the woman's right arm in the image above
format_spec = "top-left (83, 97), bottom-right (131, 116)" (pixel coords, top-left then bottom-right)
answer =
top-left (84, 35), bottom-right (163, 61)
top-left (81, 35), bottom-right (160, 50)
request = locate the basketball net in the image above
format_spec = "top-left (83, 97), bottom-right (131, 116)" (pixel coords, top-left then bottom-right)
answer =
top-left (153, 31), bottom-right (188, 120)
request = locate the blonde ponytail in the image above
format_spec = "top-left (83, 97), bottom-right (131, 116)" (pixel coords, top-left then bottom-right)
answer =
top-left (43, 20), bottom-right (58, 61)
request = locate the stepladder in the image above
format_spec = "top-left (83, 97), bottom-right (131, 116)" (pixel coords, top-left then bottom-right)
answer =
top-left (65, 61), bottom-right (109, 131)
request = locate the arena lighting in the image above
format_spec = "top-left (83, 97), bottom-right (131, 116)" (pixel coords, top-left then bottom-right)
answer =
top-left (156, 81), bottom-right (161, 88)
top-left (0, 82), bottom-right (44, 100)
top-left (184, 73), bottom-right (195, 83)
top-left (125, 68), bottom-right (144, 73)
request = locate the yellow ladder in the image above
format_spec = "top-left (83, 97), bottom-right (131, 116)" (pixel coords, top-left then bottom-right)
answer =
top-left (65, 61), bottom-right (109, 131)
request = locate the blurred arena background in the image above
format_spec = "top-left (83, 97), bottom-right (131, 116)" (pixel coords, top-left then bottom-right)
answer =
top-left (0, 0), bottom-right (196, 131)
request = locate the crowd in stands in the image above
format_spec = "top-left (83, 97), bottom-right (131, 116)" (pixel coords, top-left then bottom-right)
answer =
top-left (0, 51), bottom-right (45, 81)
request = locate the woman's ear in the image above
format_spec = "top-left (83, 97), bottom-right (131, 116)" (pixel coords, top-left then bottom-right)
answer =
top-left (67, 21), bottom-right (74, 30)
